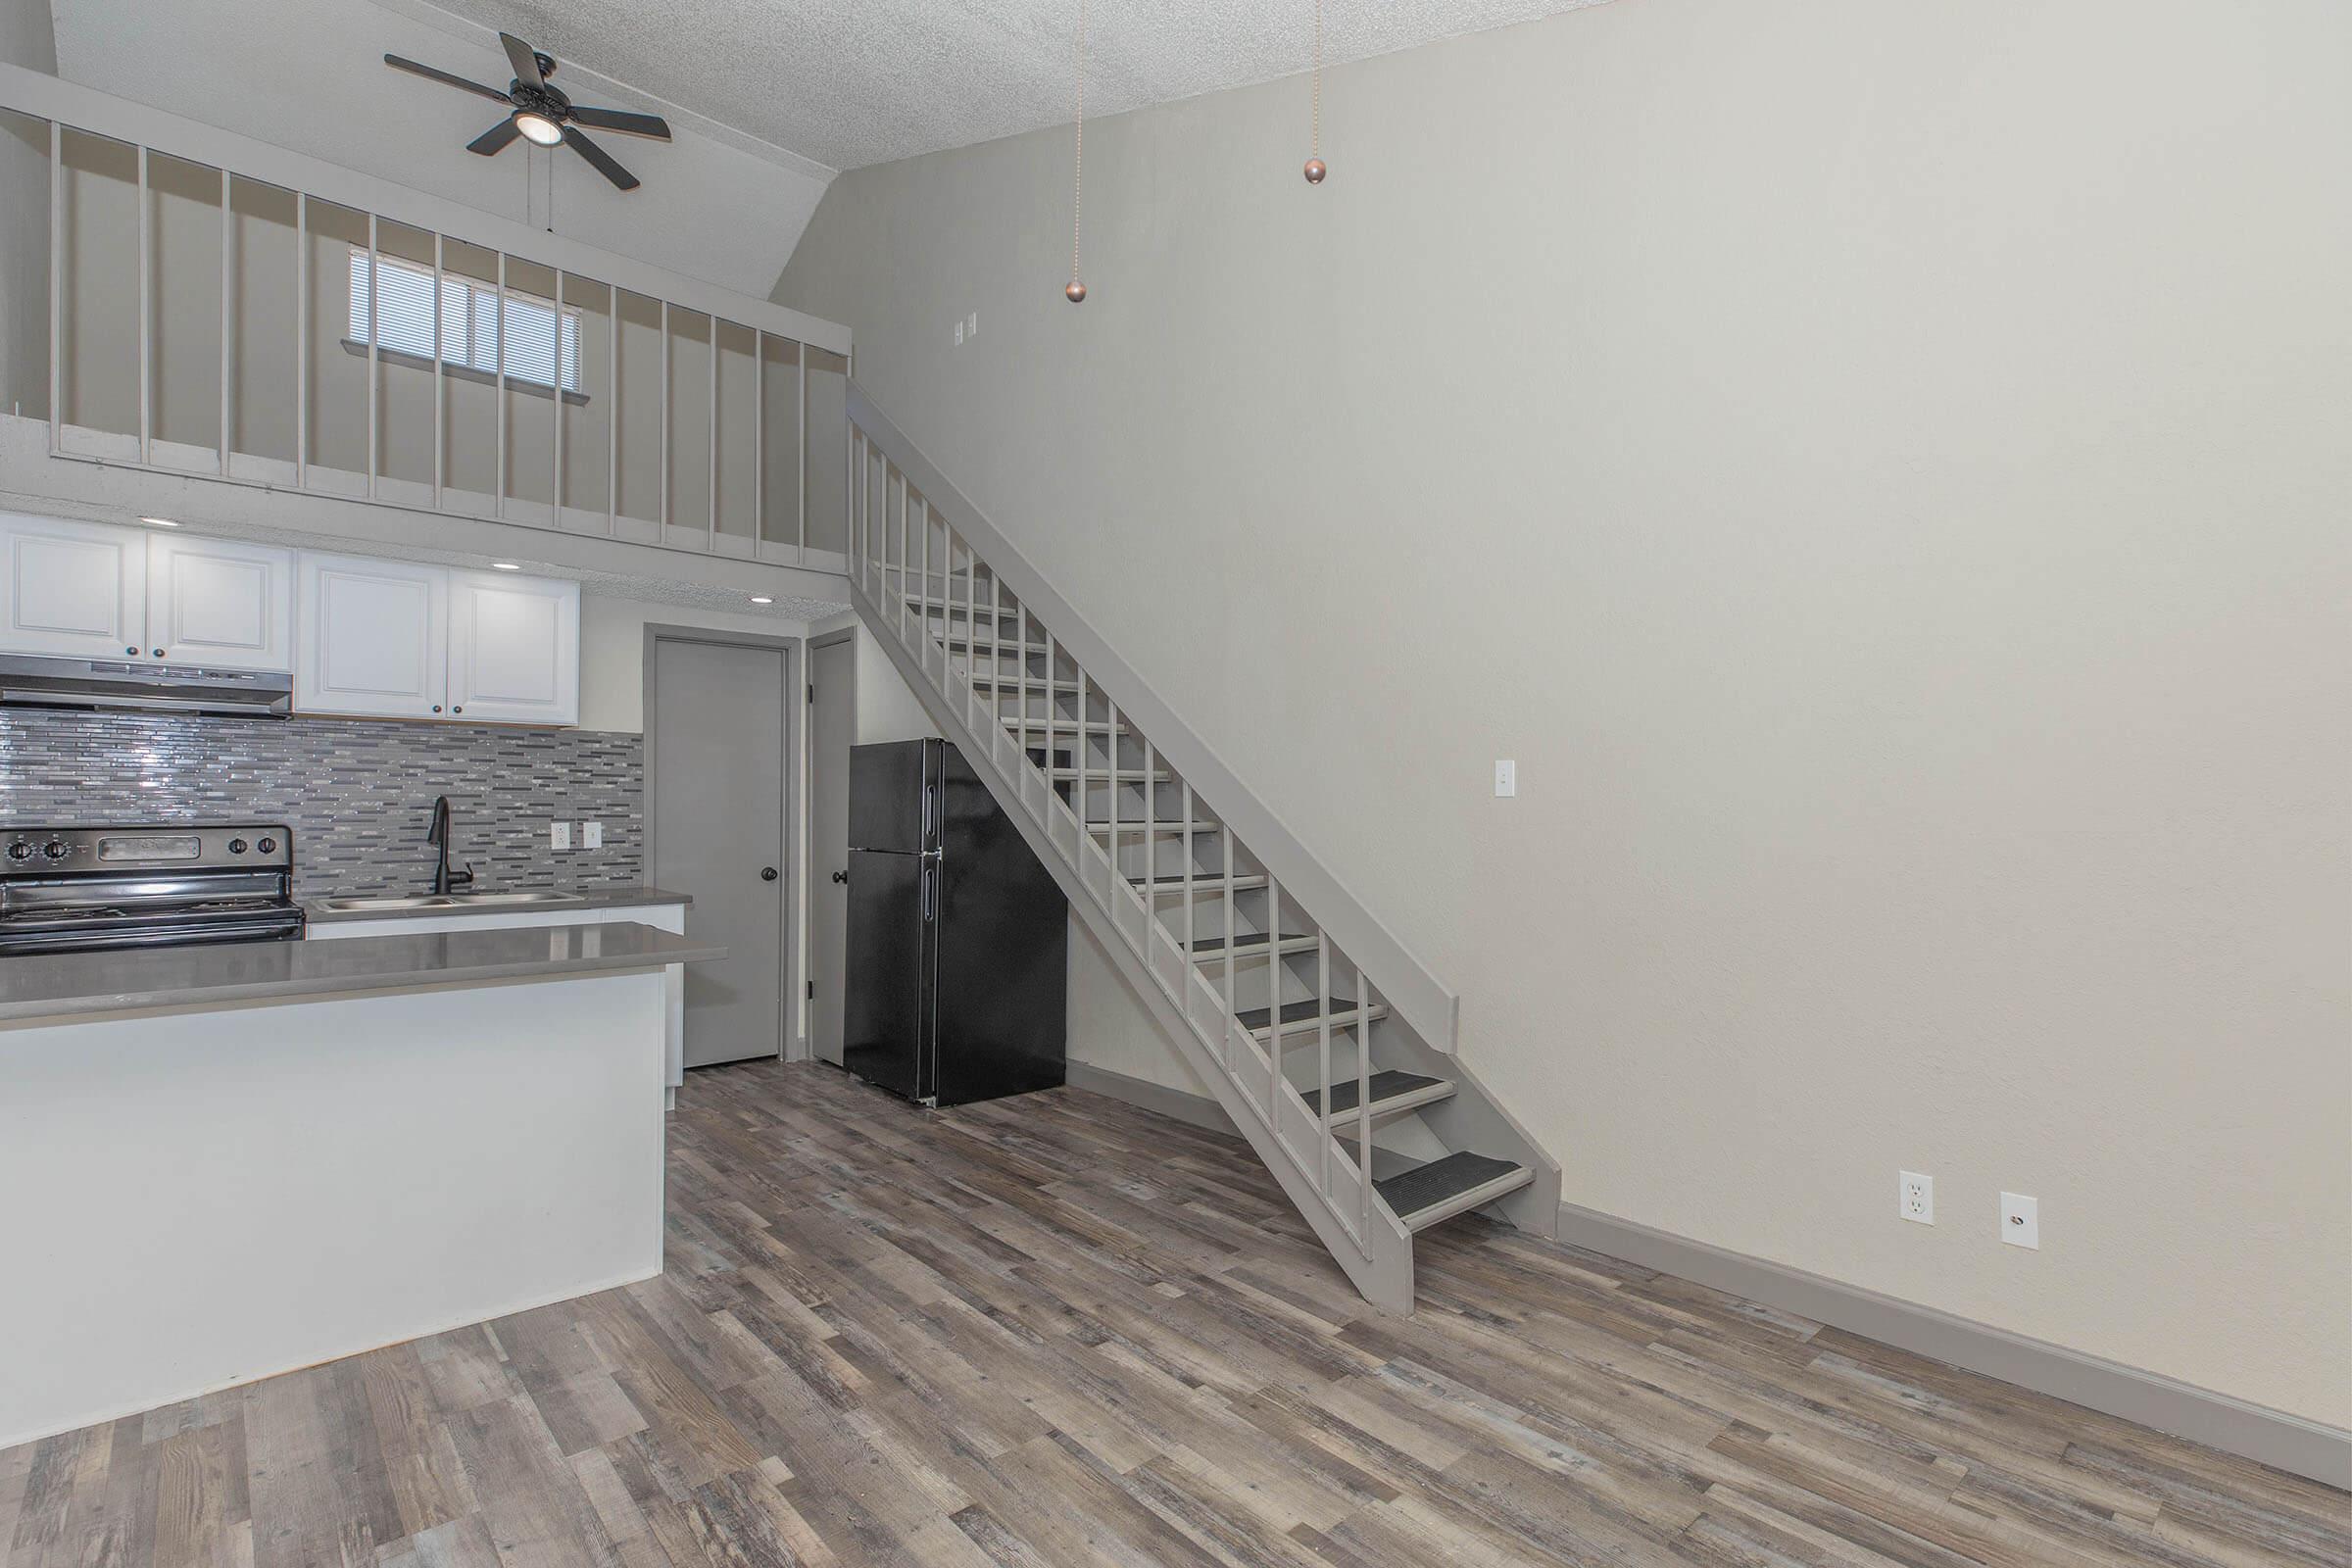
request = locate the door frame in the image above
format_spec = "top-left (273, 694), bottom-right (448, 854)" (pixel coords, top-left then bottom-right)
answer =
top-left (805, 625), bottom-right (858, 1067)
top-left (642, 623), bottom-right (806, 1062)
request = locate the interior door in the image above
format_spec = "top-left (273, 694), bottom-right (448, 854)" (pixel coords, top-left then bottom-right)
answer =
top-left (808, 637), bottom-right (856, 1067)
top-left (653, 636), bottom-right (786, 1068)
top-left (447, 570), bottom-right (580, 725)
top-left (146, 533), bottom-right (293, 671)
top-left (295, 552), bottom-right (447, 719)
top-left (0, 514), bottom-right (147, 661)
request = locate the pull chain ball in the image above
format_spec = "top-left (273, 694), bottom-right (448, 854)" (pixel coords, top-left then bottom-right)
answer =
top-left (1303, 158), bottom-right (1326, 184)
top-left (1065, 280), bottom-right (1088, 304)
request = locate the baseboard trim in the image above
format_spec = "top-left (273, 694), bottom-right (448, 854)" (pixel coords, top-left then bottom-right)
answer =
top-left (1556, 1201), bottom-right (2350, 1491)
top-left (1064, 1062), bottom-right (1237, 1135)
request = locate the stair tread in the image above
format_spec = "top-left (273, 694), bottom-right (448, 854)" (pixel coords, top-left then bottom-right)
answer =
top-left (1131, 873), bottom-right (1270, 893)
top-left (1235, 998), bottom-right (1383, 1031)
top-left (1377, 1152), bottom-right (1532, 1230)
top-left (1187, 931), bottom-right (1303, 955)
top-left (1086, 820), bottom-right (1222, 834)
top-left (1298, 1070), bottom-right (1448, 1117)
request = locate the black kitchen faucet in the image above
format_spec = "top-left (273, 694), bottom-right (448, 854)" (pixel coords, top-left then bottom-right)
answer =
top-left (425, 795), bottom-right (474, 895)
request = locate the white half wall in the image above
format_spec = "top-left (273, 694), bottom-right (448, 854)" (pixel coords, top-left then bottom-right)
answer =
top-left (776, 0), bottom-right (2352, 1427)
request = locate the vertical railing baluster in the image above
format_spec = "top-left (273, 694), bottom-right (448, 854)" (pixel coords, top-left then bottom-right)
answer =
top-left (752, 330), bottom-right (763, 548)
top-left (494, 252), bottom-right (509, 518)
top-left (553, 269), bottom-right (564, 525)
top-left (604, 282), bottom-right (616, 534)
top-left (365, 214), bottom-right (378, 499)
top-left (1265, 876), bottom-right (1283, 1115)
top-left (985, 564), bottom-right (1003, 760)
top-left (961, 529), bottom-right (977, 717)
top-left (1358, 967), bottom-right (1373, 1236)
top-left (1103, 696), bottom-right (1119, 908)
top-left (46, 120), bottom-right (60, 455)
top-left (433, 232), bottom-right (446, 512)
top-left (918, 498), bottom-right (932, 683)
top-left (1318, 931), bottom-right (1333, 1193)
top-left (797, 348), bottom-right (808, 555)
top-left (658, 299), bottom-right (669, 532)
top-left (1222, 829), bottom-right (1237, 1072)
top-left (1181, 782), bottom-right (1197, 1019)
top-left (705, 313), bottom-right (717, 551)
top-left (135, 144), bottom-right (149, 466)
top-left (1142, 738), bottom-right (1155, 964)
top-left (293, 192), bottom-right (307, 488)
top-left (217, 169), bottom-right (230, 476)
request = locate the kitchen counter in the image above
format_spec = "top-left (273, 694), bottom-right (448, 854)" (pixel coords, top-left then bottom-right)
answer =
top-left (0, 920), bottom-right (722, 1025)
top-left (302, 885), bottom-right (695, 924)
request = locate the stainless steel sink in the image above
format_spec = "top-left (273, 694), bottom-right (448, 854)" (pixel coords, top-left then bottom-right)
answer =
top-left (314, 891), bottom-right (585, 912)
top-left (442, 891), bottom-right (584, 906)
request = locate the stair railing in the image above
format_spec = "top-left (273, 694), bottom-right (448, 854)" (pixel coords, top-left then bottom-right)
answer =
top-left (844, 384), bottom-right (1450, 1308)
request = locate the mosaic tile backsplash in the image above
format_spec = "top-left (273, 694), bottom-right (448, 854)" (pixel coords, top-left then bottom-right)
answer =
top-left (0, 710), bottom-right (643, 900)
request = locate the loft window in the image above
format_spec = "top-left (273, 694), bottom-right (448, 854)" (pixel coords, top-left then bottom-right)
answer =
top-left (346, 249), bottom-right (583, 399)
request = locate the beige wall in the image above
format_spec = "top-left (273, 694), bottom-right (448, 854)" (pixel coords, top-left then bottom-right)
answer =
top-left (776, 0), bottom-right (2352, 1425)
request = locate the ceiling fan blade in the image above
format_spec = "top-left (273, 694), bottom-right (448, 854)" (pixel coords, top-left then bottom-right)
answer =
top-left (466, 118), bottom-right (524, 156)
top-left (384, 54), bottom-right (513, 104)
top-left (562, 126), bottom-right (639, 190)
top-left (500, 32), bottom-right (545, 89)
top-left (567, 105), bottom-right (671, 140)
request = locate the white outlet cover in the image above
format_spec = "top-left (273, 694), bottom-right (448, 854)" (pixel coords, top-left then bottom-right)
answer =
top-left (1900, 1170), bottom-right (1934, 1225)
top-left (1494, 760), bottom-right (1516, 798)
top-left (581, 821), bottom-right (604, 850)
top-left (954, 319), bottom-right (964, 346)
top-left (2001, 1192), bottom-right (2039, 1249)
top-left (550, 821), bottom-right (571, 851)
top-left (968, 311), bottom-right (979, 337)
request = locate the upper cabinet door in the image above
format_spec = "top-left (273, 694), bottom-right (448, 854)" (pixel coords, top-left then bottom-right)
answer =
top-left (447, 571), bottom-right (580, 726)
top-left (296, 552), bottom-right (448, 718)
top-left (146, 534), bottom-right (294, 671)
top-left (0, 514), bottom-right (149, 661)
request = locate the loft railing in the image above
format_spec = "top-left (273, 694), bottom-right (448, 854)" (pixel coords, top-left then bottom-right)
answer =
top-left (845, 384), bottom-right (1480, 1310)
top-left (0, 65), bottom-right (851, 570)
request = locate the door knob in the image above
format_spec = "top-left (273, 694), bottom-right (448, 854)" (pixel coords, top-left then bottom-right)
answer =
top-left (761, 866), bottom-right (780, 881)
top-left (830, 869), bottom-right (848, 884)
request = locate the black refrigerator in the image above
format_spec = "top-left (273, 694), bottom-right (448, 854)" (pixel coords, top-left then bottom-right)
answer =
top-left (843, 738), bottom-right (1068, 1106)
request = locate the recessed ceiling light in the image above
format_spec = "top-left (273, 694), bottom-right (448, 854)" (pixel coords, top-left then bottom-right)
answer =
top-left (514, 110), bottom-right (564, 147)
top-left (139, 516), bottom-right (180, 528)
top-left (750, 596), bottom-right (774, 606)
top-left (491, 562), bottom-right (521, 570)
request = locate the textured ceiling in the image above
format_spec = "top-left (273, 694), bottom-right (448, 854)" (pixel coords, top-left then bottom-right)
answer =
top-left (49, 0), bottom-right (835, 297)
top-left (409, 0), bottom-right (1619, 172)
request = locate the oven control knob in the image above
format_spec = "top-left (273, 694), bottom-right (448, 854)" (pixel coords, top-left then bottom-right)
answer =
top-left (6, 842), bottom-right (29, 861)
top-left (41, 840), bottom-right (67, 860)
top-left (256, 836), bottom-right (277, 855)
top-left (227, 838), bottom-right (249, 855)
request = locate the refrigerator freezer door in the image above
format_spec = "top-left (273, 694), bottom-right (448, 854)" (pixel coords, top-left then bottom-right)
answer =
top-left (932, 744), bottom-right (1069, 1105)
top-left (848, 740), bottom-right (935, 856)
top-left (842, 847), bottom-right (936, 1102)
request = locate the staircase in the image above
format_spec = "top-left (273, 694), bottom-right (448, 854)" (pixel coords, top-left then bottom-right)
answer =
top-left (843, 386), bottom-right (1560, 1312)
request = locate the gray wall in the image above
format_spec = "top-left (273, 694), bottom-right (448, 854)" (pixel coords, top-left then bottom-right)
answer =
top-left (775, 0), bottom-right (2352, 1428)
top-left (0, 0), bottom-right (55, 421)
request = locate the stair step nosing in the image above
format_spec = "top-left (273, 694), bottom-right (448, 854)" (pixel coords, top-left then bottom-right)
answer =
top-left (1391, 1166), bottom-right (1535, 1231)
top-left (1307, 1077), bottom-right (1457, 1123)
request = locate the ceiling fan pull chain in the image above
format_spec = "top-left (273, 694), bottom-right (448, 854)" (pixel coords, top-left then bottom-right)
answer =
top-left (1065, 0), bottom-right (1087, 304)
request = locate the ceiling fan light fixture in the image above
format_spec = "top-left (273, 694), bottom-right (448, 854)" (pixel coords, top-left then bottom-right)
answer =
top-left (514, 109), bottom-right (564, 146)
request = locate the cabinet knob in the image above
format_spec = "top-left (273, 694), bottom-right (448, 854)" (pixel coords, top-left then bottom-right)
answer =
top-left (124, 646), bottom-right (137, 656)
top-left (152, 648), bottom-right (164, 659)
top-left (760, 866), bottom-right (780, 882)
top-left (430, 705), bottom-right (442, 713)
top-left (451, 706), bottom-right (463, 714)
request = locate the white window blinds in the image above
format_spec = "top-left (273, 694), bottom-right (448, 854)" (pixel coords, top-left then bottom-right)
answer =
top-left (348, 250), bottom-right (580, 395)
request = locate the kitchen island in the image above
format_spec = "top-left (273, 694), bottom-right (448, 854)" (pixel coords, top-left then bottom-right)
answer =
top-left (0, 921), bottom-right (721, 1451)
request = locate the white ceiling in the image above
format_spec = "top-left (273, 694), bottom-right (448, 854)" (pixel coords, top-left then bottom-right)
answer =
top-left (49, 0), bottom-right (836, 299)
top-left (421, 0), bottom-right (1616, 170)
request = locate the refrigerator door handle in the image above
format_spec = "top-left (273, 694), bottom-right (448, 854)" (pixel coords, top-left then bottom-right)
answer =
top-left (921, 783), bottom-right (935, 844)
top-left (920, 861), bottom-right (935, 922)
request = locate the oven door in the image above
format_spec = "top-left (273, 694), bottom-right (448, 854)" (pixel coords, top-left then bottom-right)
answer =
top-left (0, 909), bottom-right (306, 956)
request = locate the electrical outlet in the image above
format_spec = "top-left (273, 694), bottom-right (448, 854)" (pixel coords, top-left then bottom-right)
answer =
top-left (549, 821), bottom-right (571, 851)
top-left (1900, 1170), bottom-right (1934, 1224)
top-left (967, 311), bottom-right (979, 338)
top-left (2001, 1192), bottom-right (2039, 1249)
top-left (954, 318), bottom-right (965, 346)
top-left (1494, 760), bottom-right (1517, 798)
top-left (580, 821), bottom-right (604, 850)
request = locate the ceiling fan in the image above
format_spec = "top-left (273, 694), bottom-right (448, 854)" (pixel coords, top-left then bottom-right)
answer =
top-left (384, 32), bottom-right (671, 191)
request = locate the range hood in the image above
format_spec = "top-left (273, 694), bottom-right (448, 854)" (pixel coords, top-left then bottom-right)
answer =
top-left (0, 655), bottom-right (292, 718)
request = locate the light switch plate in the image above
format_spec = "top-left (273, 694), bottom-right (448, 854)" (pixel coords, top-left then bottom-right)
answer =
top-left (954, 319), bottom-right (964, 346)
top-left (1494, 760), bottom-right (1517, 798)
top-left (549, 821), bottom-right (571, 851)
top-left (2001, 1192), bottom-right (2039, 1249)
top-left (581, 821), bottom-right (604, 850)
top-left (968, 311), bottom-right (978, 337)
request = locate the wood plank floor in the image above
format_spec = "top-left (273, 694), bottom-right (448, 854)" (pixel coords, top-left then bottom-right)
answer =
top-left (4, 1059), bottom-right (2341, 1567)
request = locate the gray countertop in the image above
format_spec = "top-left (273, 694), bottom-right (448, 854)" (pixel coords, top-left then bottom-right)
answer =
top-left (303, 886), bottom-right (696, 924)
top-left (0, 922), bottom-right (725, 1026)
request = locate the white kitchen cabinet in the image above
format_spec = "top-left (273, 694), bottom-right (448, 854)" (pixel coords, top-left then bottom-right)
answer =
top-left (296, 552), bottom-right (449, 719)
top-left (0, 513), bottom-right (148, 661)
top-left (447, 570), bottom-right (580, 726)
top-left (145, 533), bottom-right (294, 671)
